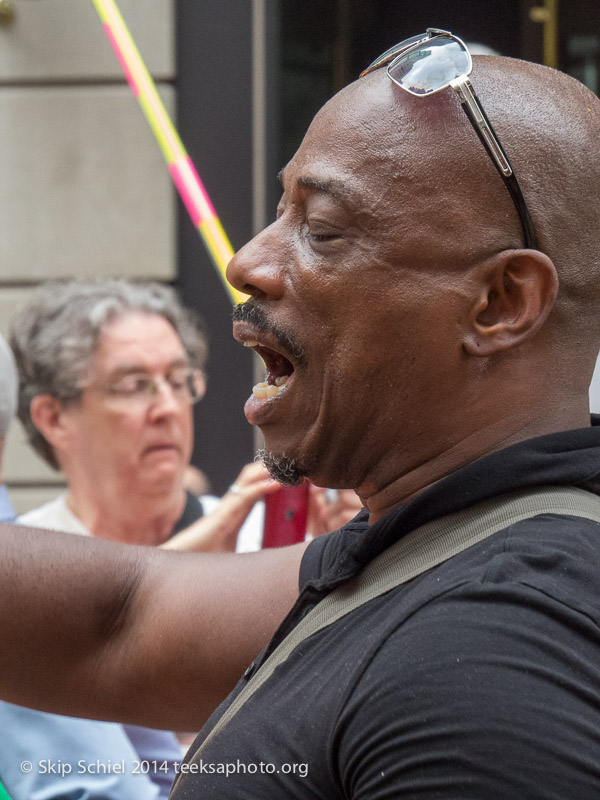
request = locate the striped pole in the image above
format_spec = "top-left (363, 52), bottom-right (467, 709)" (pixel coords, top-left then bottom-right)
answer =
top-left (90, 0), bottom-right (248, 306)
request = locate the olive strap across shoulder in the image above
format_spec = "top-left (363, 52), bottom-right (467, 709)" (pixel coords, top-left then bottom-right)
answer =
top-left (184, 486), bottom-right (600, 772)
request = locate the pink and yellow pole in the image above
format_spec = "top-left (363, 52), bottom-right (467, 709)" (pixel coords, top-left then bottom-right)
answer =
top-left (89, 0), bottom-right (248, 306)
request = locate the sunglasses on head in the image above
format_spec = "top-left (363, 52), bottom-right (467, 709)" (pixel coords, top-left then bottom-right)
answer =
top-left (361, 28), bottom-right (538, 250)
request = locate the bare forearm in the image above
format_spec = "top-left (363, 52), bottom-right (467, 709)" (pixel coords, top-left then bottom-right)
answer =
top-left (0, 522), bottom-right (305, 729)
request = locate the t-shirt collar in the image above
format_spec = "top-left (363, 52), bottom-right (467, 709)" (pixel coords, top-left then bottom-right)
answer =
top-left (302, 417), bottom-right (600, 593)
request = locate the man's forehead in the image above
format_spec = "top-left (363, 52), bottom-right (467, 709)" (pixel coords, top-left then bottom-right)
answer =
top-left (281, 73), bottom-right (425, 190)
top-left (94, 313), bottom-right (186, 364)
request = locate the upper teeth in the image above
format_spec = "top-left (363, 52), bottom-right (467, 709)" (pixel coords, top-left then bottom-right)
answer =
top-left (252, 375), bottom-right (289, 399)
top-left (243, 340), bottom-right (259, 347)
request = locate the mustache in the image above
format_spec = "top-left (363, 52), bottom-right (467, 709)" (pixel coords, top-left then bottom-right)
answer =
top-left (232, 301), bottom-right (306, 366)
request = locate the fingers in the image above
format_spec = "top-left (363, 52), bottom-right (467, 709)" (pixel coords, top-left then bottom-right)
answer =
top-left (233, 461), bottom-right (271, 487)
top-left (165, 463), bottom-right (281, 554)
top-left (227, 462), bottom-right (281, 504)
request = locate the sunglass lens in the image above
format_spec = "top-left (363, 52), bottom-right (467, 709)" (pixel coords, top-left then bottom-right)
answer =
top-left (388, 36), bottom-right (471, 94)
top-left (362, 34), bottom-right (428, 74)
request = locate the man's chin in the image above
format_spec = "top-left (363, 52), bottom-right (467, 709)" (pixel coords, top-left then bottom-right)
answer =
top-left (141, 461), bottom-right (186, 492)
top-left (256, 449), bottom-right (307, 487)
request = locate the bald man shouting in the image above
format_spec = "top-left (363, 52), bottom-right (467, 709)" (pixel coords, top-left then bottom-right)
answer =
top-left (1, 31), bottom-right (600, 799)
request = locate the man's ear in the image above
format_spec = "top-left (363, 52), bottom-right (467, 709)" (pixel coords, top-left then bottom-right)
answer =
top-left (463, 250), bottom-right (558, 357)
top-left (30, 394), bottom-right (74, 452)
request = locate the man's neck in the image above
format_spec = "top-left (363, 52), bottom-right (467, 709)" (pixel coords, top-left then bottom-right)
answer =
top-left (359, 407), bottom-right (591, 524)
top-left (65, 488), bottom-right (187, 546)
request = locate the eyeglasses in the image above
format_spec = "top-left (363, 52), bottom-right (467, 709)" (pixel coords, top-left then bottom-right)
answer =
top-left (93, 366), bottom-right (205, 408)
top-left (361, 28), bottom-right (538, 250)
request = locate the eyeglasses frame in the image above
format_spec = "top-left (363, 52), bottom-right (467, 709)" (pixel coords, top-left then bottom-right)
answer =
top-left (92, 367), bottom-right (205, 407)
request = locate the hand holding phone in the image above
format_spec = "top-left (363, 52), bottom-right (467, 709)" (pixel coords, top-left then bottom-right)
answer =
top-left (262, 482), bottom-right (309, 548)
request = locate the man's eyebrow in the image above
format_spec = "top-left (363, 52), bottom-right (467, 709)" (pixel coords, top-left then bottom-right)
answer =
top-left (280, 171), bottom-right (359, 207)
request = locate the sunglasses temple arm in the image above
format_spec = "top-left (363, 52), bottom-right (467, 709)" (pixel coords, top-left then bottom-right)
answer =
top-left (451, 77), bottom-right (538, 250)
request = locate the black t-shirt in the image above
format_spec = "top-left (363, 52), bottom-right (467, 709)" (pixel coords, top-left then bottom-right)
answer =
top-left (171, 420), bottom-right (600, 799)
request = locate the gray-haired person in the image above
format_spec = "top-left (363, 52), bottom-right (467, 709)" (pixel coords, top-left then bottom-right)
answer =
top-left (11, 278), bottom-right (275, 546)
top-left (0, 333), bottom-right (17, 522)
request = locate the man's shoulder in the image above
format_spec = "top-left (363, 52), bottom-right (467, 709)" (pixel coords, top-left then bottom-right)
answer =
top-left (331, 513), bottom-right (600, 796)
top-left (301, 510), bottom-right (600, 696)
top-left (384, 510), bottom-right (600, 627)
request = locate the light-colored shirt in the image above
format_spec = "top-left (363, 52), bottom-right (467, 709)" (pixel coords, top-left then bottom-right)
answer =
top-left (17, 493), bottom-right (89, 534)
top-left (0, 704), bottom-right (181, 800)
top-left (0, 483), bottom-right (16, 523)
top-left (20, 493), bottom-right (267, 551)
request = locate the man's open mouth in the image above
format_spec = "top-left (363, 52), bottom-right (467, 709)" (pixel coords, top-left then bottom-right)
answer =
top-left (243, 340), bottom-right (295, 399)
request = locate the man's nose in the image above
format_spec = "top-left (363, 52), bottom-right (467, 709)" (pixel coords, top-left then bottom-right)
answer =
top-left (226, 222), bottom-right (286, 300)
top-left (147, 378), bottom-right (181, 417)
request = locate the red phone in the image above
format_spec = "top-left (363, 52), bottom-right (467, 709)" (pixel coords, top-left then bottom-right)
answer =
top-left (262, 481), bottom-right (309, 548)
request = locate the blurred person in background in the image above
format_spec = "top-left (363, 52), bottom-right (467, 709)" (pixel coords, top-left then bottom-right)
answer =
top-left (12, 279), bottom-right (276, 549)
top-left (11, 279), bottom-right (360, 551)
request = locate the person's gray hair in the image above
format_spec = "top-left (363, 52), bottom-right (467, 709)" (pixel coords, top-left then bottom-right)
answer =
top-left (9, 278), bottom-right (208, 470)
top-left (0, 334), bottom-right (17, 441)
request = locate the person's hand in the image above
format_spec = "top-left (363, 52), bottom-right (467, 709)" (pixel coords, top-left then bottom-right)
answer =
top-left (163, 462), bottom-right (280, 553)
top-left (306, 486), bottom-right (363, 539)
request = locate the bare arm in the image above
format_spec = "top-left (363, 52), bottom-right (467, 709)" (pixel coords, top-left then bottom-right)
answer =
top-left (0, 521), bottom-right (305, 730)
